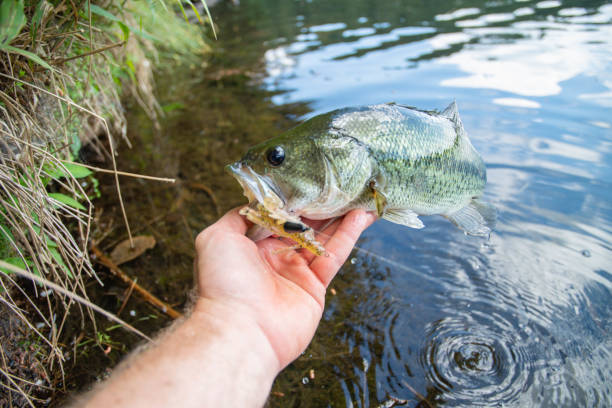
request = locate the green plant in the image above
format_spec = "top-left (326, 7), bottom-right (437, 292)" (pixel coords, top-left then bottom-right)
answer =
top-left (0, 0), bottom-right (213, 403)
top-left (0, 0), bottom-right (53, 70)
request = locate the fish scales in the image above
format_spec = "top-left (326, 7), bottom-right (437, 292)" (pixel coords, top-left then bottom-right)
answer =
top-left (323, 104), bottom-right (485, 216)
top-left (227, 102), bottom-right (496, 254)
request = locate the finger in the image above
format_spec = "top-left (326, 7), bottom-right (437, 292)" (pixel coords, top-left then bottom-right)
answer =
top-left (209, 206), bottom-right (249, 235)
top-left (302, 216), bottom-right (337, 233)
top-left (195, 207), bottom-right (249, 254)
top-left (310, 210), bottom-right (377, 287)
top-left (316, 217), bottom-right (343, 244)
top-left (299, 217), bottom-right (343, 264)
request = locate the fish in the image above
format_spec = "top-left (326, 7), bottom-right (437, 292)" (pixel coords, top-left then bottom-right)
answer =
top-left (227, 102), bottom-right (496, 255)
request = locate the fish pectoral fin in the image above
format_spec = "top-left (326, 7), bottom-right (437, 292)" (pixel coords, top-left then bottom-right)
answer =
top-left (382, 208), bottom-right (424, 229)
top-left (444, 199), bottom-right (497, 237)
top-left (368, 181), bottom-right (388, 217)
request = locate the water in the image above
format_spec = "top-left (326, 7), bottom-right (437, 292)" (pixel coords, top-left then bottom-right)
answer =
top-left (235, 0), bottom-right (612, 406)
top-left (111, 0), bottom-right (611, 406)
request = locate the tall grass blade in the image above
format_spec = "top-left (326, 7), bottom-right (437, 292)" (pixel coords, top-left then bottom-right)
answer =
top-left (175, 0), bottom-right (189, 23)
top-left (199, 0), bottom-right (217, 39)
top-left (185, 0), bottom-right (203, 23)
top-left (30, 0), bottom-right (49, 42)
top-left (87, 4), bottom-right (159, 41)
top-left (0, 43), bottom-right (54, 71)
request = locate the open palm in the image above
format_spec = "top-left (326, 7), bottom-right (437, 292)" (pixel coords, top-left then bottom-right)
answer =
top-left (194, 208), bottom-right (376, 368)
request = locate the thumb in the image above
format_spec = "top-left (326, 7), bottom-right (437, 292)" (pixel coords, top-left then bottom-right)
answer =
top-left (210, 207), bottom-right (249, 235)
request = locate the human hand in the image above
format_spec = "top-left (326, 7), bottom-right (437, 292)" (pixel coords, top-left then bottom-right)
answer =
top-left (80, 209), bottom-right (374, 408)
top-left (193, 208), bottom-right (376, 369)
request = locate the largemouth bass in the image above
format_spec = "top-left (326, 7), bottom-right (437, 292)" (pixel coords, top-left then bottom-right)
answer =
top-left (227, 102), bottom-right (496, 255)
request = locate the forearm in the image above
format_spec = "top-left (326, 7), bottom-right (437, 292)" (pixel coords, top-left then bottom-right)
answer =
top-left (81, 299), bottom-right (280, 408)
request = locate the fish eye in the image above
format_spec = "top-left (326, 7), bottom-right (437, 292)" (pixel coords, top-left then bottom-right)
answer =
top-left (266, 146), bottom-right (285, 166)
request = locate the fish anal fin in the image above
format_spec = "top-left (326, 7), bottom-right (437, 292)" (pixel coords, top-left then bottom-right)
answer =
top-left (445, 199), bottom-right (497, 236)
top-left (383, 208), bottom-right (424, 229)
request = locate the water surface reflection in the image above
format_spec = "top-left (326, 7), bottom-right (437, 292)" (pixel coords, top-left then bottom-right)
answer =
top-left (105, 0), bottom-right (612, 406)
top-left (235, 0), bottom-right (612, 406)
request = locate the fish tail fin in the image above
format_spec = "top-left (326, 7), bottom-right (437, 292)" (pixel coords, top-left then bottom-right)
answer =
top-left (445, 198), bottom-right (497, 237)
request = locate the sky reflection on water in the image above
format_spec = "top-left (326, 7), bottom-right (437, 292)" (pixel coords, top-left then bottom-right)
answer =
top-left (264, 2), bottom-right (612, 109)
top-left (219, 0), bottom-right (612, 406)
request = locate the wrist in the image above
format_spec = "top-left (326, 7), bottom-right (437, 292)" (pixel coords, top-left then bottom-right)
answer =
top-left (191, 297), bottom-right (281, 401)
top-left (84, 298), bottom-right (281, 408)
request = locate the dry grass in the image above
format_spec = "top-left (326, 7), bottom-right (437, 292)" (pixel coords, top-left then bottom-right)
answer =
top-left (0, 0), bottom-right (209, 404)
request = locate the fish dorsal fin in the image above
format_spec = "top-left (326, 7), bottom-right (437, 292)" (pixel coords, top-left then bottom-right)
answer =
top-left (444, 198), bottom-right (497, 237)
top-left (382, 208), bottom-right (424, 229)
top-left (441, 100), bottom-right (460, 125)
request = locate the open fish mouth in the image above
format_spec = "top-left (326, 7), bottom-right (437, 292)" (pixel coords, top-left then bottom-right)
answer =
top-left (226, 161), bottom-right (286, 210)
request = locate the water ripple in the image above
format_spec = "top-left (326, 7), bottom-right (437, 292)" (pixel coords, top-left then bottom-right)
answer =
top-left (217, 0), bottom-right (612, 405)
top-left (420, 314), bottom-right (534, 406)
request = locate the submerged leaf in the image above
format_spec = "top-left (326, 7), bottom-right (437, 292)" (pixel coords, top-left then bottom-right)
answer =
top-left (110, 235), bottom-right (156, 266)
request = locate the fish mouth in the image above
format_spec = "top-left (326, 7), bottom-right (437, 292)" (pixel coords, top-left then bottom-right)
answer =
top-left (226, 161), bottom-right (286, 209)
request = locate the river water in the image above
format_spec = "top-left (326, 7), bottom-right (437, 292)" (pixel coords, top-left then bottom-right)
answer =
top-left (112, 0), bottom-right (612, 406)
